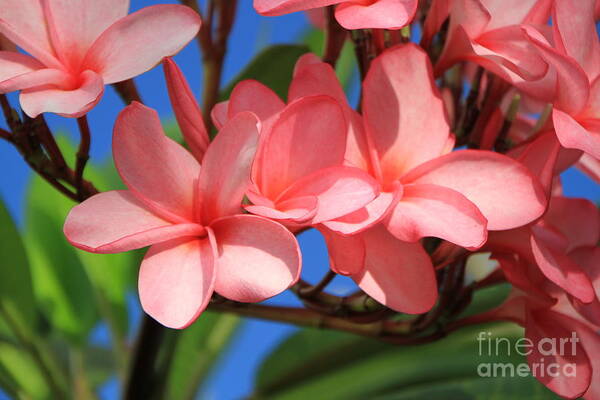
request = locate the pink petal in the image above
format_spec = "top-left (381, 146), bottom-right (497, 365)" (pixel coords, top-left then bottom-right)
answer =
top-left (321, 188), bottom-right (400, 235)
top-left (257, 96), bottom-right (347, 198)
top-left (64, 191), bottom-right (205, 254)
top-left (336, 0), bottom-right (418, 30)
top-left (482, 0), bottom-right (551, 30)
top-left (352, 225), bottom-right (437, 314)
top-left (402, 150), bottom-right (546, 230)
top-left (228, 80), bottom-right (285, 125)
top-left (211, 215), bottom-right (301, 302)
top-left (211, 101), bottom-right (229, 130)
top-left (139, 237), bottom-right (215, 329)
top-left (19, 69), bottom-right (104, 117)
top-left (526, 310), bottom-right (592, 399)
top-left (385, 184), bottom-right (488, 250)
top-left (577, 153), bottom-right (600, 184)
top-left (198, 112), bottom-right (260, 224)
top-left (319, 227), bottom-right (365, 276)
top-left (113, 102), bottom-right (200, 222)
top-left (552, 0), bottom-right (600, 80)
top-left (276, 166), bottom-right (379, 225)
top-left (569, 246), bottom-right (600, 326)
top-left (0, 51), bottom-right (43, 83)
top-left (525, 29), bottom-right (591, 116)
top-left (83, 5), bottom-right (201, 84)
top-left (253, 0), bottom-right (344, 15)
top-left (42, 0), bottom-right (129, 70)
top-left (363, 44), bottom-right (450, 184)
top-left (0, 0), bottom-right (61, 68)
top-left (421, 0), bottom-right (450, 48)
top-left (545, 197), bottom-right (600, 251)
top-left (245, 196), bottom-right (318, 223)
top-left (553, 110), bottom-right (600, 161)
top-left (163, 58), bottom-right (209, 162)
top-left (530, 227), bottom-right (596, 304)
top-left (0, 68), bottom-right (72, 93)
top-left (288, 54), bottom-right (348, 105)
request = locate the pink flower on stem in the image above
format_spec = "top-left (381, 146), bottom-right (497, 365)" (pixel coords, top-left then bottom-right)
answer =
top-left (64, 102), bottom-right (301, 329)
top-left (0, 1), bottom-right (201, 117)
top-left (254, 0), bottom-right (418, 30)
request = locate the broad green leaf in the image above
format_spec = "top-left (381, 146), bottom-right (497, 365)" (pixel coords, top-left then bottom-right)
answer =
top-left (0, 198), bottom-right (36, 332)
top-left (24, 137), bottom-right (136, 344)
top-left (164, 311), bottom-right (240, 399)
top-left (220, 45), bottom-right (309, 102)
top-left (253, 323), bottom-right (556, 400)
top-left (303, 29), bottom-right (356, 89)
top-left (0, 340), bottom-right (50, 399)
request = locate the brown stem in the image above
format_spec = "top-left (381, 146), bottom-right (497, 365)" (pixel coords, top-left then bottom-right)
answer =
top-left (113, 79), bottom-right (142, 104)
top-left (75, 116), bottom-right (91, 201)
top-left (0, 127), bottom-right (11, 141)
top-left (299, 271), bottom-right (336, 298)
top-left (322, 6), bottom-right (347, 67)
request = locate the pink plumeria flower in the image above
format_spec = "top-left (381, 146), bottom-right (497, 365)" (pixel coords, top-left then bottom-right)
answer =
top-left (0, 1), bottom-right (201, 117)
top-left (64, 102), bottom-right (301, 329)
top-left (429, 0), bottom-right (552, 82)
top-left (286, 44), bottom-right (547, 314)
top-left (254, 0), bottom-right (418, 30)
top-left (523, 0), bottom-right (600, 161)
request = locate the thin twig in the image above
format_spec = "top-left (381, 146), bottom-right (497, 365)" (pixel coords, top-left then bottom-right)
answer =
top-left (75, 116), bottom-right (91, 201)
top-left (322, 6), bottom-right (347, 67)
top-left (299, 271), bottom-right (336, 298)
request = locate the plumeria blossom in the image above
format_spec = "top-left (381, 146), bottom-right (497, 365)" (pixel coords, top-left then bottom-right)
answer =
top-left (429, 0), bottom-right (552, 82)
top-left (64, 102), bottom-right (301, 329)
top-left (0, 1), bottom-right (200, 117)
top-left (254, 0), bottom-right (418, 30)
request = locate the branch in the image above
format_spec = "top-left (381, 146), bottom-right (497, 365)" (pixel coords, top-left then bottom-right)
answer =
top-left (322, 6), bottom-right (347, 67)
top-left (75, 116), bottom-right (91, 201)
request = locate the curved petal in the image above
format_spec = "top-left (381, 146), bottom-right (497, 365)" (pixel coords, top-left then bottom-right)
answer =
top-left (163, 57), bottom-right (209, 161)
top-left (64, 191), bottom-right (204, 254)
top-left (0, 51), bottom-right (43, 84)
top-left (0, 0), bottom-right (61, 68)
top-left (553, 110), bottom-right (600, 161)
top-left (211, 215), bottom-right (301, 303)
top-left (335, 0), bottom-right (418, 30)
top-left (524, 28), bottom-right (590, 116)
top-left (569, 246), bottom-right (600, 326)
top-left (319, 227), bottom-right (365, 276)
top-left (0, 68), bottom-right (72, 93)
top-left (113, 102), bottom-right (200, 222)
top-left (545, 197), bottom-right (600, 251)
top-left (530, 228), bottom-right (596, 304)
top-left (42, 0), bottom-right (130, 69)
top-left (402, 150), bottom-right (546, 230)
top-left (276, 166), bottom-right (379, 225)
top-left (139, 237), bottom-right (215, 329)
top-left (83, 4), bottom-right (201, 84)
top-left (19, 70), bottom-right (104, 117)
top-left (288, 58), bottom-right (348, 105)
top-left (363, 43), bottom-right (450, 184)
top-left (385, 184), bottom-right (488, 250)
top-left (211, 101), bottom-right (229, 130)
top-left (321, 188), bottom-right (400, 235)
top-left (253, 0), bottom-right (343, 15)
top-left (257, 95), bottom-right (347, 198)
top-left (228, 80), bottom-right (285, 124)
top-left (245, 196), bottom-right (318, 223)
top-left (199, 112), bottom-right (260, 224)
top-left (526, 310), bottom-right (592, 399)
top-left (352, 225), bottom-right (437, 314)
top-left (552, 0), bottom-right (600, 80)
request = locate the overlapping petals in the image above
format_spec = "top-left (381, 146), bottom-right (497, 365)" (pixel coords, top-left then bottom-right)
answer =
top-left (0, 1), bottom-right (201, 117)
top-left (65, 101), bottom-right (300, 328)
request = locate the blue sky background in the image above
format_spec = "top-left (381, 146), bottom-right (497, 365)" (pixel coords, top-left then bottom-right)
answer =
top-left (0, 1), bottom-right (598, 399)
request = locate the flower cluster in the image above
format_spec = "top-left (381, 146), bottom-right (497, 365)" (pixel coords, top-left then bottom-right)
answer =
top-left (0, 1), bottom-right (598, 398)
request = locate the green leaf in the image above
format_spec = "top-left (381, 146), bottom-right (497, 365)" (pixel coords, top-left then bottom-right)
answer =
top-left (253, 323), bottom-right (558, 400)
top-left (23, 137), bottom-right (136, 344)
top-left (220, 45), bottom-right (309, 102)
top-left (0, 198), bottom-right (37, 332)
top-left (164, 311), bottom-right (240, 399)
top-left (0, 340), bottom-right (50, 399)
top-left (24, 173), bottom-right (98, 344)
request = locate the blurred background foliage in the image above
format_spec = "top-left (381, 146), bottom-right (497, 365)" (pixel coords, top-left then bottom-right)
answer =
top-left (0, 3), bottom-right (597, 399)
